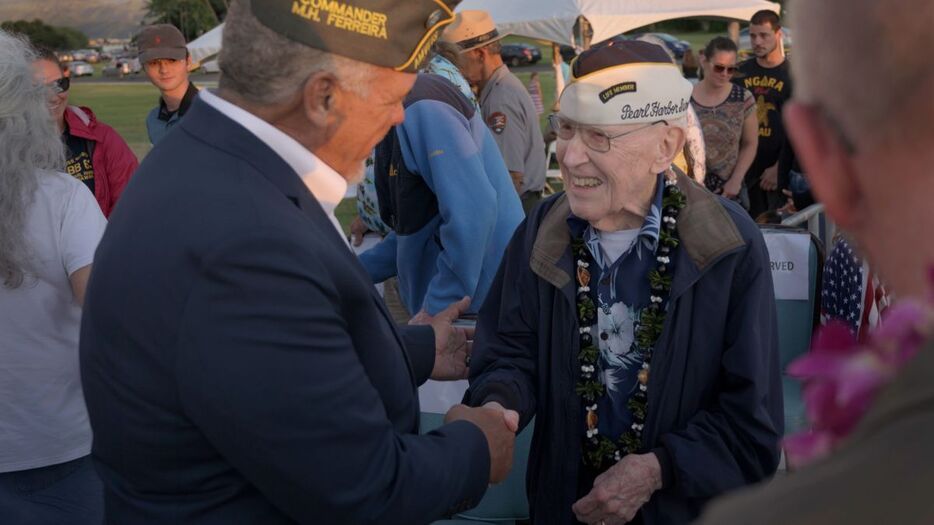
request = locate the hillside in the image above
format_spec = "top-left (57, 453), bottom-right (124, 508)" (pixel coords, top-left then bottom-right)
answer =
top-left (0, 0), bottom-right (148, 39)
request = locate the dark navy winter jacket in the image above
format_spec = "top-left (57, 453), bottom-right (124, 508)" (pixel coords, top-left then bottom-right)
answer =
top-left (467, 172), bottom-right (784, 524)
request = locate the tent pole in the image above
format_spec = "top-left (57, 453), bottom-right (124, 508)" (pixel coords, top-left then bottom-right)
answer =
top-left (552, 42), bottom-right (565, 107)
top-left (728, 20), bottom-right (741, 46)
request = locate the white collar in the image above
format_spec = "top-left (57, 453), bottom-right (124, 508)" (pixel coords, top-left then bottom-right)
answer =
top-left (199, 89), bottom-right (349, 244)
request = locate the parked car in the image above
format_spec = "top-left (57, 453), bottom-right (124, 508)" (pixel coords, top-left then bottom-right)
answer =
top-left (500, 43), bottom-right (541, 67)
top-left (628, 32), bottom-right (690, 59)
top-left (114, 57), bottom-right (141, 76)
top-left (69, 61), bottom-right (94, 77)
top-left (738, 27), bottom-right (793, 56)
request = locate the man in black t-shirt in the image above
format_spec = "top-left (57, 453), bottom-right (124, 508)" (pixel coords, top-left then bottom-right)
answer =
top-left (736, 9), bottom-right (793, 218)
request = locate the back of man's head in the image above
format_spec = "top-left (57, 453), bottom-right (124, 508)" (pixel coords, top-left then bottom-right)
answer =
top-left (218, 0), bottom-right (374, 106)
top-left (789, 0), bottom-right (934, 150)
top-left (787, 0), bottom-right (934, 299)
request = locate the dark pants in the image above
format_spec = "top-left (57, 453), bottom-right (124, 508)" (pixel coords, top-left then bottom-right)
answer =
top-left (745, 166), bottom-right (785, 220)
top-left (521, 190), bottom-right (543, 216)
top-left (0, 456), bottom-right (103, 525)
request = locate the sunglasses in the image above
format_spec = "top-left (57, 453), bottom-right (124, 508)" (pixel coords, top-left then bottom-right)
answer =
top-left (46, 76), bottom-right (70, 94)
top-left (712, 64), bottom-right (737, 74)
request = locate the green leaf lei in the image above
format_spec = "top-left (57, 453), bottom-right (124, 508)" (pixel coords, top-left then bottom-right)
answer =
top-left (574, 174), bottom-right (686, 470)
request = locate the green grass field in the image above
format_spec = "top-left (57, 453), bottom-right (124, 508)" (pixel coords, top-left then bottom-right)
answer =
top-left (68, 30), bottom-right (728, 161)
top-left (67, 30), bottom-right (726, 233)
top-left (69, 83), bottom-right (161, 159)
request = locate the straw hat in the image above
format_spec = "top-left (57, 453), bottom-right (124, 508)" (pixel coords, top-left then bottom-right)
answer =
top-left (441, 10), bottom-right (509, 52)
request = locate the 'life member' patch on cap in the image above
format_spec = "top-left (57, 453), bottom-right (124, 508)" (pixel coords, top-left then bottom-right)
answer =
top-left (251, 0), bottom-right (460, 73)
top-left (599, 82), bottom-right (637, 103)
top-left (560, 41), bottom-right (693, 126)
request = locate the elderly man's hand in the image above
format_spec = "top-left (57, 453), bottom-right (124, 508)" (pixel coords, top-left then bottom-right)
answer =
top-left (410, 297), bottom-right (474, 381)
top-left (572, 453), bottom-right (663, 525)
top-left (759, 165), bottom-right (779, 191)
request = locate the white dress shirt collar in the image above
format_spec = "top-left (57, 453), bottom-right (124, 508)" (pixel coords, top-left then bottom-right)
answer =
top-left (199, 89), bottom-right (349, 244)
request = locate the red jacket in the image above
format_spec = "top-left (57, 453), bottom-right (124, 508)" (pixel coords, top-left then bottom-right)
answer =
top-left (64, 106), bottom-right (139, 217)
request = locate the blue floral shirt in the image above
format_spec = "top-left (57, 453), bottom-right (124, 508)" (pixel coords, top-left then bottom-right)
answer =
top-left (568, 174), bottom-right (664, 442)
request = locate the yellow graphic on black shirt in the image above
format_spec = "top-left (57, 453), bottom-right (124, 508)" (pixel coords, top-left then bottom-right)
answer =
top-left (743, 76), bottom-right (785, 93)
top-left (65, 151), bottom-right (94, 182)
top-left (291, 0), bottom-right (388, 40)
top-left (756, 95), bottom-right (776, 137)
top-left (744, 74), bottom-right (786, 139)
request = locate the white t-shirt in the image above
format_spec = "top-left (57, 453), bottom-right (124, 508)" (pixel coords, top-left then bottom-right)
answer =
top-left (0, 171), bottom-right (106, 473)
top-left (596, 228), bottom-right (640, 267)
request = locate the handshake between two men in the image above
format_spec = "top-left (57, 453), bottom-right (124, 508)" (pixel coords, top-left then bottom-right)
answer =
top-left (413, 296), bottom-right (521, 484)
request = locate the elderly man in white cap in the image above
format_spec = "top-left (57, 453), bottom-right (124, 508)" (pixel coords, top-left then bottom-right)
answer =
top-left (466, 40), bottom-right (783, 525)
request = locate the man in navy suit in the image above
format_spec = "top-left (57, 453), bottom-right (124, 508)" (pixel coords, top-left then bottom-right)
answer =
top-left (79, 1), bottom-right (518, 523)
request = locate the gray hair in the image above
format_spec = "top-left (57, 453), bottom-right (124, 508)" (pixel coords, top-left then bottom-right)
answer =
top-left (789, 0), bottom-right (934, 147)
top-left (218, 0), bottom-right (378, 105)
top-left (0, 30), bottom-right (65, 288)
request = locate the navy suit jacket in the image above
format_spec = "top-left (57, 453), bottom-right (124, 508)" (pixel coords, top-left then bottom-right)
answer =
top-left (79, 97), bottom-right (489, 524)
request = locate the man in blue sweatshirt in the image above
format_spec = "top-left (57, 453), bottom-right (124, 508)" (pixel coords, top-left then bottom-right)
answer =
top-left (359, 73), bottom-right (524, 318)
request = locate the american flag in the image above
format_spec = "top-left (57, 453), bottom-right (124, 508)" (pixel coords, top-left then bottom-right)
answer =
top-left (820, 238), bottom-right (889, 341)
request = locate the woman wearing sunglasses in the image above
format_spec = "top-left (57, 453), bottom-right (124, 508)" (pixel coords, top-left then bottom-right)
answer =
top-left (690, 37), bottom-right (758, 207)
top-left (32, 48), bottom-right (138, 218)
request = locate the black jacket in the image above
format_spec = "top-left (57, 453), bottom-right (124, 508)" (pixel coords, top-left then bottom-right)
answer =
top-left (467, 175), bottom-right (784, 524)
top-left (80, 98), bottom-right (489, 524)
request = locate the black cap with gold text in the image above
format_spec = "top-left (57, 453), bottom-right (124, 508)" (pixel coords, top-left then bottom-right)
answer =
top-left (251, 0), bottom-right (461, 73)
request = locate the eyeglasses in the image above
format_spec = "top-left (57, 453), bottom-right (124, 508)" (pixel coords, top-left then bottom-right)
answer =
top-left (712, 64), bottom-right (737, 74)
top-left (548, 114), bottom-right (666, 153)
top-left (46, 76), bottom-right (70, 94)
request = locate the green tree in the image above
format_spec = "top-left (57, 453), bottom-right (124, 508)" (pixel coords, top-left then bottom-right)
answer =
top-left (145, 0), bottom-right (228, 41)
top-left (0, 19), bottom-right (88, 50)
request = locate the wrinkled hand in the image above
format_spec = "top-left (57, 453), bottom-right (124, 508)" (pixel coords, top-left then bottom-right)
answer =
top-left (445, 403), bottom-right (516, 484)
top-left (483, 401), bottom-right (520, 433)
top-left (759, 165), bottom-right (778, 191)
top-left (572, 453), bottom-right (662, 525)
top-left (350, 215), bottom-right (369, 247)
top-left (409, 310), bottom-right (432, 325)
top-left (722, 176), bottom-right (743, 200)
top-left (410, 297), bottom-right (474, 381)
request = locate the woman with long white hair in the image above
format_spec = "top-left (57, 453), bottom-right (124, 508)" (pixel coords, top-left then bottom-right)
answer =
top-left (0, 30), bottom-right (107, 523)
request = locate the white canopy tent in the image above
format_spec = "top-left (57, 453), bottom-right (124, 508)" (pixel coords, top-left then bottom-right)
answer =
top-left (188, 0), bottom-right (779, 65)
top-left (189, 0), bottom-right (778, 62)
top-left (187, 22), bottom-right (224, 65)
top-left (456, 0), bottom-right (780, 47)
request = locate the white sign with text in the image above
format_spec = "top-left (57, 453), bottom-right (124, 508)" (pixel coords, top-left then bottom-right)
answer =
top-left (763, 232), bottom-right (810, 301)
